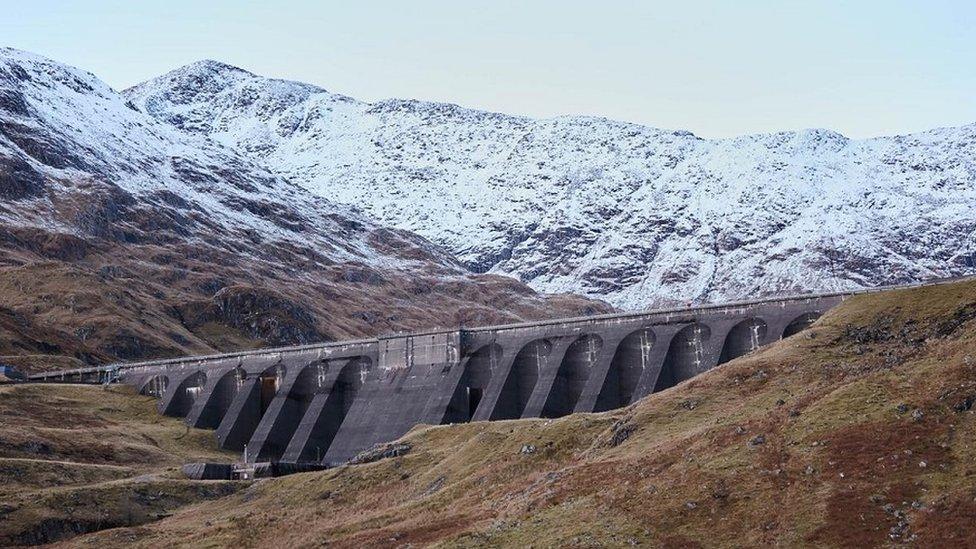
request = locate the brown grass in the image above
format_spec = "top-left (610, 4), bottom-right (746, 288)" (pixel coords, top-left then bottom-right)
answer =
top-left (0, 384), bottom-right (241, 546)
top-left (16, 279), bottom-right (976, 547)
top-left (0, 245), bottom-right (610, 374)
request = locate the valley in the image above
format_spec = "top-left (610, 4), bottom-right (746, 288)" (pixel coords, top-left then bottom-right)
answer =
top-left (6, 275), bottom-right (975, 547)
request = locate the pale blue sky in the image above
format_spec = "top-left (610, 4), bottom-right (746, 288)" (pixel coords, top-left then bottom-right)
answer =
top-left (4, 1), bottom-right (974, 137)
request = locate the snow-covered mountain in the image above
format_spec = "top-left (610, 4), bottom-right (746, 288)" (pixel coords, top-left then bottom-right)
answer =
top-left (0, 48), bottom-right (454, 271)
top-left (126, 61), bottom-right (976, 309)
top-left (0, 49), bottom-right (606, 365)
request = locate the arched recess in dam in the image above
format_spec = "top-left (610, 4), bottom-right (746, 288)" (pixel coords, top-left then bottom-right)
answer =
top-left (654, 323), bottom-right (711, 392)
top-left (718, 318), bottom-right (768, 364)
top-left (444, 343), bottom-right (499, 424)
top-left (541, 334), bottom-right (602, 418)
top-left (140, 374), bottom-right (169, 398)
top-left (252, 362), bottom-right (323, 461)
top-left (594, 328), bottom-right (655, 412)
top-left (490, 338), bottom-right (552, 420)
top-left (190, 365), bottom-right (246, 429)
top-left (783, 312), bottom-right (821, 338)
top-left (218, 362), bottom-right (286, 452)
top-left (258, 364), bottom-right (285, 416)
top-left (286, 356), bottom-right (370, 463)
top-left (164, 371), bottom-right (207, 418)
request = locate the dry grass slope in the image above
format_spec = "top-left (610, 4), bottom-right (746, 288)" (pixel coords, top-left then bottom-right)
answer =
top-left (0, 384), bottom-right (240, 546)
top-left (14, 279), bottom-right (976, 548)
top-left (0, 252), bottom-right (609, 374)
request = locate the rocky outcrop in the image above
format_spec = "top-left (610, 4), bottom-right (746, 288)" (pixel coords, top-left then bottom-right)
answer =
top-left (178, 286), bottom-right (324, 347)
top-left (0, 154), bottom-right (44, 200)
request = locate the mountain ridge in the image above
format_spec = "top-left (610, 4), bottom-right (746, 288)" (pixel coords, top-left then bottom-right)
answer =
top-left (0, 48), bottom-right (608, 369)
top-left (125, 58), bottom-right (976, 310)
top-left (126, 56), bottom-right (976, 142)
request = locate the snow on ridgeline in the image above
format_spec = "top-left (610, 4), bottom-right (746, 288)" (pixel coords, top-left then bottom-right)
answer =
top-left (0, 48), bottom-right (459, 272)
top-left (125, 60), bottom-right (976, 310)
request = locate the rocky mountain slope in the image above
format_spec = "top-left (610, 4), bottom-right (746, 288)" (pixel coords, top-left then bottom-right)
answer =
top-left (0, 49), bottom-right (607, 371)
top-left (61, 277), bottom-right (976, 547)
top-left (126, 62), bottom-right (976, 309)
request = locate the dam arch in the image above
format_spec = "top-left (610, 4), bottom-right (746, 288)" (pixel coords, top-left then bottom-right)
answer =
top-left (444, 343), bottom-right (500, 424)
top-left (490, 338), bottom-right (552, 420)
top-left (258, 363), bottom-right (286, 416)
top-left (541, 334), bottom-right (602, 418)
top-left (187, 365), bottom-right (245, 429)
top-left (718, 318), bottom-right (768, 364)
top-left (285, 356), bottom-right (371, 463)
top-left (163, 370), bottom-right (207, 418)
top-left (655, 323), bottom-right (711, 392)
top-left (594, 327), bottom-right (655, 412)
top-left (783, 312), bottom-right (821, 338)
top-left (252, 361), bottom-right (323, 461)
top-left (140, 374), bottom-right (168, 398)
top-left (216, 362), bottom-right (285, 452)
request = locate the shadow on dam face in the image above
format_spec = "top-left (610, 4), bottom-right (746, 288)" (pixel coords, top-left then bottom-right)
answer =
top-left (491, 338), bottom-right (552, 420)
top-left (253, 363), bottom-right (320, 461)
top-left (719, 318), bottom-right (768, 364)
top-left (164, 371), bottom-right (206, 418)
top-left (140, 374), bottom-right (169, 398)
top-left (191, 366), bottom-right (246, 429)
top-left (444, 343), bottom-right (499, 424)
top-left (219, 363), bottom-right (285, 452)
top-left (542, 334), bottom-right (602, 418)
top-left (783, 312), bottom-right (821, 338)
top-left (655, 323), bottom-right (711, 392)
top-left (595, 328), bottom-right (655, 412)
top-left (287, 356), bottom-right (369, 463)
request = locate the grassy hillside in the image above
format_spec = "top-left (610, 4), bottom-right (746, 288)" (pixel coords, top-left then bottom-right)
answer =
top-left (15, 278), bottom-right (976, 547)
top-left (0, 384), bottom-right (240, 546)
top-left (0, 249), bottom-right (609, 375)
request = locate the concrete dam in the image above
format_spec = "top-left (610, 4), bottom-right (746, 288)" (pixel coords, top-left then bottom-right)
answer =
top-left (34, 289), bottom-right (868, 464)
